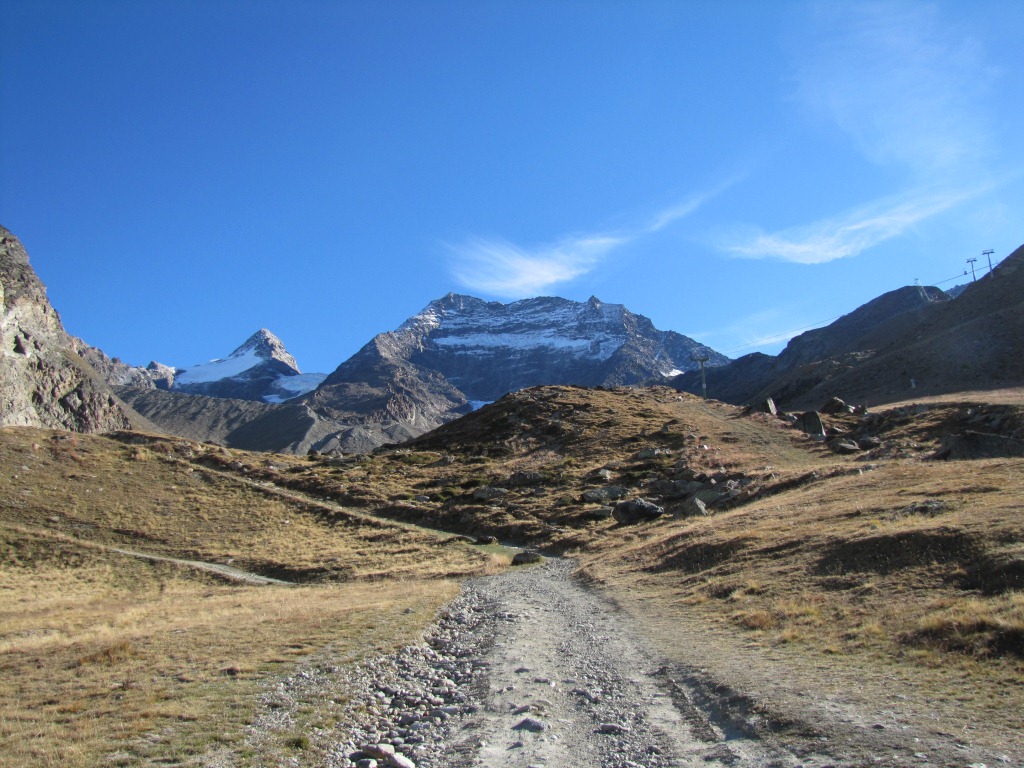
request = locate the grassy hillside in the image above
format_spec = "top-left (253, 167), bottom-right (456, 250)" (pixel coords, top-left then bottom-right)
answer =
top-left (3, 383), bottom-right (1022, 763)
top-left (223, 385), bottom-right (1023, 671)
top-left (243, 385), bottom-right (1024, 742)
top-left (0, 427), bottom-right (499, 767)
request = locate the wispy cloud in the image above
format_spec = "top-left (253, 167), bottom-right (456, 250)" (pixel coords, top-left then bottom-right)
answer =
top-left (448, 179), bottom-right (738, 298)
top-left (727, 186), bottom-right (977, 264)
top-left (728, 2), bottom-right (999, 265)
top-left (644, 176), bottom-right (742, 234)
top-left (447, 234), bottom-right (626, 297)
top-left (795, 2), bottom-right (996, 178)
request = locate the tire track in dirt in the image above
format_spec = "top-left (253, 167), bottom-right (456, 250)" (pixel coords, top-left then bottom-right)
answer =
top-left (445, 558), bottom-right (800, 768)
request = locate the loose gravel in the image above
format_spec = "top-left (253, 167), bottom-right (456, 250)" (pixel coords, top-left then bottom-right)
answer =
top-left (229, 559), bottom-right (805, 768)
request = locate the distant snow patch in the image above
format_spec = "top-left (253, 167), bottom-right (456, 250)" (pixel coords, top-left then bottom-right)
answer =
top-left (263, 372), bottom-right (327, 403)
top-left (174, 349), bottom-right (262, 385)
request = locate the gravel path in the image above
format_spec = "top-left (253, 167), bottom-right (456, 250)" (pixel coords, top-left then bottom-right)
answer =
top-left (206, 555), bottom-right (1021, 768)
top-left (227, 558), bottom-right (826, 768)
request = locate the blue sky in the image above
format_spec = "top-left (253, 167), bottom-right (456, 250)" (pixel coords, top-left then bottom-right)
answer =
top-left (2, 0), bottom-right (1022, 375)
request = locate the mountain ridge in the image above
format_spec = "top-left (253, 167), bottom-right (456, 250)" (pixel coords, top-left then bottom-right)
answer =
top-left (0, 226), bottom-right (151, 432)
top-left (672, 250), bottom-right (1024, 408)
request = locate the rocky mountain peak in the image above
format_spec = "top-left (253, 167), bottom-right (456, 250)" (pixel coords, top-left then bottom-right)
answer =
top-left (230, 328), bottom-right (300, 372)
top-left (165, 329), bottom-right (325, 404)
top-left (320, 293), bottom-right (728, 407)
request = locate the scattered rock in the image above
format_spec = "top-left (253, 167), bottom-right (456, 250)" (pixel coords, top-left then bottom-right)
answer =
top-left (829, 439), bottom-right (861, 454)
top-left (582, 485), bottom-right (628, 504)
top-left (796, 411), bottom-right (826, 438)
top-left (820, 396), bottom-right (852, 414)
top-left (360, 743), bottom-right (396, 761)
top-left (633, 447), bottom-right (671, 460)
top-left (472, 486), bottom-right (508, 501)
top-left (507, 471), bottom-right (544, 487)
top-left (597, 722), bottom-right (631, 735)
top-left (513, 717), bottom-right (546, 732)
top-left (612, 498), bottom-right (665, 525)
top-left (677, 497), bottom-right (708, 517)
top-left (511, 551), bottom-right (543, 566)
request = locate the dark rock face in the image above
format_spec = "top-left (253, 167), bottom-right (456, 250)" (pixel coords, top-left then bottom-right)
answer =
top-left (777, 286), bottom-right (949, 372)
top-left (0, 226), bottom-right (138, 432)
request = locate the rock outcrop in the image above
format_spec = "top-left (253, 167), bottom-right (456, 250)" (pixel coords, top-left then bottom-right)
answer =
top-left (0, 226), bottom-right (141, 432)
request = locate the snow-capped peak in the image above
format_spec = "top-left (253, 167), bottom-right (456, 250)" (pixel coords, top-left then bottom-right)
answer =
top-left (173, 329), bottom-right (301, 387)
top-left (229, 329), bottom-right (300, 371)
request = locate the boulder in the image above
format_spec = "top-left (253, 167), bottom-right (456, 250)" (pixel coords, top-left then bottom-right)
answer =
top-left (507, 470), bottom-right (543, 487)
top-left (472, 486), bottom-right (508, 501)
top-left (474, 535), bottom-right (498, 545)
top-left (582, 485), bottom-right (627, 504)
top-left (857, 436), bottom-right (882, 450)
top-left (612, 498), bottom-right (665, 525)
top-left (829, 439), bottom-right (861, 454)
top-left (796, 411), bottom-right (826, 438)
top-left (646, 478), bottom-right (704, 499)
top-left (678, 497), bottom-right (708, 517)
top-left (753, 398), bottom-right (777, 416)
top-left (820, 396), bottom-right (848, 414)
top-left (511, 550), bottom-right (543, 565)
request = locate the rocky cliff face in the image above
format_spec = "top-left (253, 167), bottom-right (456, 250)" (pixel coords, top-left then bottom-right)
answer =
top-left (71, 337), bottom-right (163, 389)
top-left (0, 226), bottom-right (138, 432)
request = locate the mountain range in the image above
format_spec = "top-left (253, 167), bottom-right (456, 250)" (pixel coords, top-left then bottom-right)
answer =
top-left (115, 293), bottom-right (726, 453)
top-left (3, 222), bottom-right (1023, 454)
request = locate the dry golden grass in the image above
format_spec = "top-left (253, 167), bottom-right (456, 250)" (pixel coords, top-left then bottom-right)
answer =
top-left (0, 426), bottom-right (494, 766)
top-left (0, 427), bottom-right (491, 581)
top-left (0, 542), bottom-right (457, 767)
top-left (4, 384), bottom-right (1023, 761)
top-left (251, 383), bottom-right (1023, 740)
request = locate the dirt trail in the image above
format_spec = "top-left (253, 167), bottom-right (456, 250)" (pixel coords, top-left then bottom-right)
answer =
top-left (107, 546), bottom-right (292, 586)
top-left (447, 558), bottom-right (796, 768)
top-left (302, 558), bottom-right (1016, 768)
